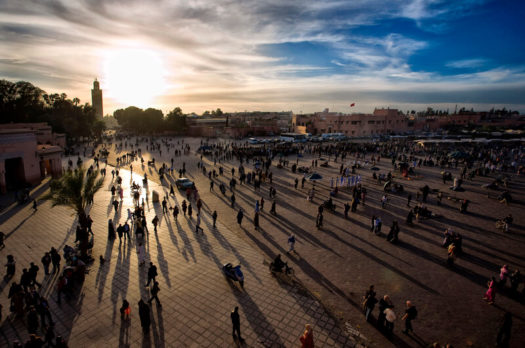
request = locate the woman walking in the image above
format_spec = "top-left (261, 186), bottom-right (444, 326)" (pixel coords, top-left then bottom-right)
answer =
top-left (483, 276), bottom-right (497, 304)
top-left (300, 324), bottom-right (314, 348)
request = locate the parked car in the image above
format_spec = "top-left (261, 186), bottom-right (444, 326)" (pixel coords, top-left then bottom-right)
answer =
top-left (175, 178), bottom-right (194, 189)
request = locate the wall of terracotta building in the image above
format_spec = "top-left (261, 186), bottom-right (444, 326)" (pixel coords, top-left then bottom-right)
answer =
top-left (0, 132), bottom-right (42, 192)
top-left (294, 112), bottom-right (409, 136)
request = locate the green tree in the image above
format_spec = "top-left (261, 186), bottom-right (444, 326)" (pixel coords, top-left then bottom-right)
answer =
top-left (166, 107), bottom-right (187, 133)
top-left (41, 167), bottom-right (103, 229)
top-left (0, 79), bottom-right (102, 142)
top-left (143, 108), bottom-right (164, 133)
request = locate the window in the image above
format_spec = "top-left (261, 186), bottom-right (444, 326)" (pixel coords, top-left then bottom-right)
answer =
top-left (368, 120), bottom-right (375, 124)
top-left (351, 121), bottom-right (360, 125)
top-left (352, 131), bottom-right (355, 135)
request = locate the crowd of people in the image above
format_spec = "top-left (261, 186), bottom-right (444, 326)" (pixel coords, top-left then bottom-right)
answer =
top-left (1, 133), bottom-right (523, 347)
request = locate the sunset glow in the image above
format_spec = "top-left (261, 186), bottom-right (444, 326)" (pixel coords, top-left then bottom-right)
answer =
top-left (103, 47), bottom-right (166, 108)
top-left (0, 0), bottom-right (524, 114)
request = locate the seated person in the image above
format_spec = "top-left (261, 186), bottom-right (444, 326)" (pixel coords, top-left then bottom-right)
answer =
top-left (272, 254), bottom-right (286, 272)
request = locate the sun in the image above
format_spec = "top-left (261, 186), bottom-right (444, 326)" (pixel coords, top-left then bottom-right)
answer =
top-left (103, 47), bottom-right (166, 108)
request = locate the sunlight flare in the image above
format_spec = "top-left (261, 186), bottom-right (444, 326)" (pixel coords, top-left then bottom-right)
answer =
top-left (103, 47), bottom-right (166, 108)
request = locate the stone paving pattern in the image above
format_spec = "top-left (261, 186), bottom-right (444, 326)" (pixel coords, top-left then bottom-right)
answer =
top-left (0, 144), bottom-right (351, 347)
top-left (1, 136), bottom-right (525, 348)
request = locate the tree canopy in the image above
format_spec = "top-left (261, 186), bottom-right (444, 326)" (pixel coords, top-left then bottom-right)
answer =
top-left (41, 167), bottom-right (104, 228)
top-left (0, 79), bottom-right (104, 140)
top-left (113, 106), bottom-right (187, 134)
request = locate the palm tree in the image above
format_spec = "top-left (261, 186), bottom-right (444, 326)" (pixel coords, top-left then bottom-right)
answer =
top-left (42, 167), bottom-right (104, 229)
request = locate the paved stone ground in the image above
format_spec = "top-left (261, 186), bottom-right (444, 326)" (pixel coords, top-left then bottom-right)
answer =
top-left (107, 137), bottom-right (524, 348)
top-left (0, 146), bottom-right (352, 347)
top-left (1, 136), bottom-right (524, 348)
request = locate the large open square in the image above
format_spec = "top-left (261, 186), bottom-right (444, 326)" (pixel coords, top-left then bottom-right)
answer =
top-left (0, 136), bottom-right (523, 347)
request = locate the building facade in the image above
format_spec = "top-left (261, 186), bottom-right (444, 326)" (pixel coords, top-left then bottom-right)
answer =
top-left (91, 79), bottom-right (103, 120)
top-left (0, 124), bottom-right (63, 194)
top-left (293, 108), bottom-right (409, 136)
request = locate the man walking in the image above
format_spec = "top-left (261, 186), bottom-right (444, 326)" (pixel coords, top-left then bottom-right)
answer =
top-left (237, 209), bottom-right (244, 226)
top-left (212, 210), bottom-right (218, 228)
top-left (145, 262), bottom-right (158, 287)
top-left (152, 215), bottom-right (159, 232)
top-left (402, 300), bottom-right (417, 335)
top-left (270, 200), bottom-right (276, 215)
top-left (41, 252), bottom-right (51, 276)
top-left (50, 247), bottom-right (61, 273)
top-left (231, 193), bottom-right (236, 208)
top-left (148, 281), bottom-right (161, 307)
top-left (162, 198), bottom-right (168, 214)
top-left (123, 222), bottom-right (131, 240)
top-left (231, 306), bottom-right (243, 341)
top-left (195, 213), bottom-right (203, 233)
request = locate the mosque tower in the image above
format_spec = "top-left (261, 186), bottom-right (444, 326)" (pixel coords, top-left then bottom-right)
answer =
top-left (91, 79), bottom-right (103, 119)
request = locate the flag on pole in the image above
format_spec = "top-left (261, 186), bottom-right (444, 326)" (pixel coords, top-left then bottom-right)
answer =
top-left (350, 103), bottom-right (355, 107)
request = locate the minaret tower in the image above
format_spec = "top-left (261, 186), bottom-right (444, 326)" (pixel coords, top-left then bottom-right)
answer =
top-left (91, 79), bottom-right (103, 119)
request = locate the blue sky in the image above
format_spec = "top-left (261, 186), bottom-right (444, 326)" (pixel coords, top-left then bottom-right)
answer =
top-left (0, 0), bottom-right (524, 114)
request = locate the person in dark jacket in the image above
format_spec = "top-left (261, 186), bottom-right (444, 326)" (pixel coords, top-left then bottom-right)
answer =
top-left (145, 263), bottom-right (158, 287)
top-left (231, 306), bottom-right (243, 340)
top-left (377, 295), bottom-right (394, 329)
top-left (237, 209), bottom-right (244, 225)
top-left (138, 299), bottom-right (151, 334)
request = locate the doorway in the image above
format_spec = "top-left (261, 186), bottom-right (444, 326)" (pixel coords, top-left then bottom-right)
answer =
top-left (5, 157), bottom-right (25, 190)
top-left (40, 159), bottom-right (51, 178)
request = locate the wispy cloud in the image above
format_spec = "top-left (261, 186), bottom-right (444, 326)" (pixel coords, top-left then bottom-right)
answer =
top-left (0, 0), bottom-right (522, 113)
top-left (446, 58), bottom-right (487, 69)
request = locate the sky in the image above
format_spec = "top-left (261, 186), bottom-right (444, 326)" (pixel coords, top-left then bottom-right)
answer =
top-left (1, 0), bottom-right (524, 115)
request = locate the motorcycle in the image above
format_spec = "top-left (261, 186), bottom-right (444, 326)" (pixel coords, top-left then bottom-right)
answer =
top-left (269, 261), bottom-right (294, 276)
top-left (222, 263), bottom-right (244, 288)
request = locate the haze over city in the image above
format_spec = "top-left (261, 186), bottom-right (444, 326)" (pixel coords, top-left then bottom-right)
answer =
top-left (1, 0), bottom-right (524, 114)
